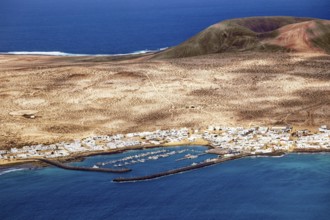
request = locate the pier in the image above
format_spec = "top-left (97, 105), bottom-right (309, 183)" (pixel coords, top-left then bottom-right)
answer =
top-left (113, 154), bottom-right (246, 182)
top-left (113, 152), bottom-right (287, 182)
top-left (37, 158), bottom-right (131, 173)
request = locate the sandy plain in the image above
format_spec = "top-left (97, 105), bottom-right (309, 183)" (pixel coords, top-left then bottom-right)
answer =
top-left (0, 52), bottom-right (329, 149)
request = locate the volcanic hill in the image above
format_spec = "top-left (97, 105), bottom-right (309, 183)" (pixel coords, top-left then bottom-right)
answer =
top-left (156, 16), bottom-right (330, 58)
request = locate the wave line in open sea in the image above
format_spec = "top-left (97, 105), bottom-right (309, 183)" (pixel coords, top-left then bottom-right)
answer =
top-left (0, 48), bottom-right (168, 57)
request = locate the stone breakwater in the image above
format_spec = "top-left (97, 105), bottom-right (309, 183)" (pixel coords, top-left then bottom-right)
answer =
top-left (37, 158), bottom-right (131, 173)
top-left (113, 152), bottom-right (285, 182)
top-left (113, 157), bottom-right (239, 182)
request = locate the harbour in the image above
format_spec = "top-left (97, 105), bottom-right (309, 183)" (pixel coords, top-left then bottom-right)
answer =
top-left (113, 152), bottom-right (286, 182)
top-left (2, 152), bottom-right (330, 219)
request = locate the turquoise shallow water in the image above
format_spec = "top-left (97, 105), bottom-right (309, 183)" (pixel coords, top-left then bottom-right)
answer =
top-left (0, 147), bottom-right (330, 220)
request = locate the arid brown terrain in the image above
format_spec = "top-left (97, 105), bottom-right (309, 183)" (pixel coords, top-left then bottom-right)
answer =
top-left (0, 51), bottom-right (329, 149)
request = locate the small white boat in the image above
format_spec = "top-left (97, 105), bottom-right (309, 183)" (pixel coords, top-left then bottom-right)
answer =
top-left (185, 154), bottom-right (198, 159)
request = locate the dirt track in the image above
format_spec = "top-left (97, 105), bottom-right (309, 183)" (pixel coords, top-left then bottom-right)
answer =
top-left (0, 52), bottom-right (329, 149)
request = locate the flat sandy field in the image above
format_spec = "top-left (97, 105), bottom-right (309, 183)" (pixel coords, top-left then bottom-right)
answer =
top-left (0, 52), bottom-right (329, 149)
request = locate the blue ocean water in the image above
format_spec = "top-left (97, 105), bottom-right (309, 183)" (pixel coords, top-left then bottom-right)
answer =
top-left (0, 0), bottom-right (329, 55)
top-left (0, 146), bottom-right (330, 220)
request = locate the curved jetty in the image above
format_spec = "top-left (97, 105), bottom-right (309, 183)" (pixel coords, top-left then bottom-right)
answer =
top-left (113, 152), bottom-right (287, 182)
top-left (113, 154), bottom-right (246, 182)
top-left (38, 159), bottom-right (131, 173)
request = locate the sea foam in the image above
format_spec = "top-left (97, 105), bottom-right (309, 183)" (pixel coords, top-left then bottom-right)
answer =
top-left (4, 51), bottom-right (88, 56)
top-left (1, 48), bottom-right (168, 57)
top-left (0, 168), bottom-right (27, 176)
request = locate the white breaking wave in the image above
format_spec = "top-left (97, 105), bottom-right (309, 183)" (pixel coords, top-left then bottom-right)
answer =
top-left (0, 168), bottom-right (27, 176)
top-left (1, 47), bottom-right (168, 57)
top-left (4, 51), bottom-right (89, 56)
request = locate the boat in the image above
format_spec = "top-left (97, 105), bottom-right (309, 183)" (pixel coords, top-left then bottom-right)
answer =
top-left (185, 154), bottom-right (198, 159)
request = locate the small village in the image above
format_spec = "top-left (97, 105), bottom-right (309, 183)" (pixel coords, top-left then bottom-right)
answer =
top-left (0, 125), bottom-right (329, 164)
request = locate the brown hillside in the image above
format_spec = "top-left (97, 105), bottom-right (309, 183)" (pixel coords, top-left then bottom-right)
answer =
top-left (264, 20), bottom-right (330, 53)
top-left (155, 16), bottom-right (330, 58)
